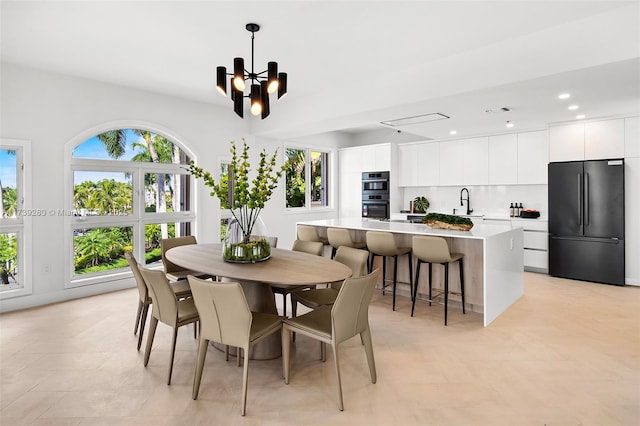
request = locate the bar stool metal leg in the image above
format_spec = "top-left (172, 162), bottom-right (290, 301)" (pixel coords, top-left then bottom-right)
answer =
top-left (444, 262), bottom-right (449, 326)
top-left (428, 263), bottom-right (432, 306)
top-left (408, 253), bottom-right (413, 302)
top-left (459, 258), bottom-right (465, 314)
top-left (392, 255), bottom-right (398, 311)
top-left (411, 259), bottom-right (421, 316)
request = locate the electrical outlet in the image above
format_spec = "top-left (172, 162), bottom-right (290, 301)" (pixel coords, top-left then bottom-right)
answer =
top-left (42, 264), bottom-right (51, 273)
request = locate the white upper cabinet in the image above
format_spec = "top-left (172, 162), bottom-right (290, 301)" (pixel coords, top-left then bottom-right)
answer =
top-left (625, 116), bottom-right (640, 158)
top-left (417, 142), bottom-right (439, 186)
top-left (439, 139), bottom-right (465, 185)
top-left (585, 119), bottom-right (624, 160)
top-left (550, 119), bottom-right (625, 162)
top-left (398, 144), bottom-right (418, 186)
top-left (462, 137), bottom-right (489, 185)
top-left (339, 147), bottom-right (362, 174)
top-left (373, 143), bottom-right (391, 170)
top-left (488, 134), bottom-right (518, 185)
top-left (518, 130), bottom-right (548, 184)
top-left (338, 143), bottom-right (392, 218)
top-left (549, 123), bottom-right (585, 162)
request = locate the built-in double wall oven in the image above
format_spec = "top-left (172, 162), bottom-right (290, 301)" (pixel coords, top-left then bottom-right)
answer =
top-left (362, 171), bottom-right (390, 219)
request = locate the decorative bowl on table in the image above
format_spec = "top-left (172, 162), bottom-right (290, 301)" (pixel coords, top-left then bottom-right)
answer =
top-left (423, 213), bottom-right (474, 231)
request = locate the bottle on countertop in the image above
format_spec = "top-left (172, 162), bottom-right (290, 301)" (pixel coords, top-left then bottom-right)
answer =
top-left (509, 202), bottom-right (514, 217)
top-left (518, 203), bottom-right (523, 217)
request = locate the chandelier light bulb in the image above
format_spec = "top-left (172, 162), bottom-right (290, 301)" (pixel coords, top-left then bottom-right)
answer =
top-left (267, 61), bottom-right (279, 94)
top-left (233, 76), bottom-right (245, 92)
top-left (250, 84), bottom-right (262, 115)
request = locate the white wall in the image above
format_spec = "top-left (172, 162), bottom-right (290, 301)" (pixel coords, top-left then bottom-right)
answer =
top-left (0, 63), bottom-right (337, 311)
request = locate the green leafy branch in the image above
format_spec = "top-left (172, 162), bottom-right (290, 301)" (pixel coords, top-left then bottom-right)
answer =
top-left (187, 139), bottom-right (284, 242)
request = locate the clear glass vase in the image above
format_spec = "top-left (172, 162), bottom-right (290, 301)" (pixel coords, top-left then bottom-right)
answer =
top-left (222, 213), bottom-right (271, 263)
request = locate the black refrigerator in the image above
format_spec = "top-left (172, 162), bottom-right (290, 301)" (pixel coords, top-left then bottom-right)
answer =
top-left (548, 159), bottom-right (625, 286)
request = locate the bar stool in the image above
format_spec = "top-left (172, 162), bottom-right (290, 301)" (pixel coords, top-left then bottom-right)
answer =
top-left (411, 235), bottom-right (465, 325)
top-left (297, 225), bottom-right (329, 245)
top-left (327, 227), bottom-right (367, 259)
top-left (365, 231), bottom-right (412, 311)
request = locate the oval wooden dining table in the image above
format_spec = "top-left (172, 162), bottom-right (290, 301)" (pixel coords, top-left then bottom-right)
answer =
top-left (165, 243), bottom-right (352, 359)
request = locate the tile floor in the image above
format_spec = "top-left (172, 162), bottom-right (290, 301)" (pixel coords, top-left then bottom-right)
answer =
top-left (1, 272), bottom-right (639, 425)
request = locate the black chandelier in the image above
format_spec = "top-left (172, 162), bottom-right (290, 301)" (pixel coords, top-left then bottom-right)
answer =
top-left (216, 23), bottom-right (287, 119)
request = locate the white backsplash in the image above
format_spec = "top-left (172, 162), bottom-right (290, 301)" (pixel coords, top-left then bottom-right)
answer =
top-left (402, 185), bottom-right (548, 219)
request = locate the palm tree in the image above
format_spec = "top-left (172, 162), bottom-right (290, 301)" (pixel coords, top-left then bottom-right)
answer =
top-left (96, 129), bottom-right (174, 237)
top-left (96, 130), bottom-right (127, 159)
top-left (285, 148), bottom-right (306, 208)
top-left (0, 149), bottom-right (17, 218)
top-left (2, 187), bottom-right (17, 218)
top-left (75, 229), bottom-right (111, 267)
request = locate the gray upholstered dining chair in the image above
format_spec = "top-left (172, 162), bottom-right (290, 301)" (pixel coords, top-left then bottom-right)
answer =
top-left (290, 246), bottom-right (369, 318)
top-left (270, 239), bottom-right (322, 316)
top-left (282, 269), bottom-right (380, 411)
top-left (139, 267), bottom-right (199, 385)
top-left (161, 236), bottom-right (213, 282)
top-left (125, 251), bottom-right (191, 351)
top-left (188, 276), bottom-right (284, 416)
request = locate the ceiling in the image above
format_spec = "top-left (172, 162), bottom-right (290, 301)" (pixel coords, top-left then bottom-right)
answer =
top-left (2, 1), bottom-right (639, 142)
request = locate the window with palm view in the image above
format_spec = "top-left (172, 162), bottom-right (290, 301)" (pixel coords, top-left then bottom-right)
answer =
top-left (0, 144), bottom-right (24, 292)
top-left (285, 147), bottom-right (329, 209)
top-left (70, 129), bottom-right (194, 280)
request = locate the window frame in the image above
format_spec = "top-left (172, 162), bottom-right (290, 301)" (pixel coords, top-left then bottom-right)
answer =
top-left (283, 144), bottom-right (335, 213)
top-left (0, 139), bottom-right (33, 299)
top-left (64, 124), bottom-right (196, 288)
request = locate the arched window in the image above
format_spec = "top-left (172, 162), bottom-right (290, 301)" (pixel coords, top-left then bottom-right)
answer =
top-left (68, 128), bottom-right (195, 286)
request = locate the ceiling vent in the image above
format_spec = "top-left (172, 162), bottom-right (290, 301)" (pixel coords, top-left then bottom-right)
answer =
top-left (485, 107), bottom-right (512, 114)
top-left (380, 113), bottom-right (450, 127)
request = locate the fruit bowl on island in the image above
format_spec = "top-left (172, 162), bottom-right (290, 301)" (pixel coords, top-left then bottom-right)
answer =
top-left (423, 213), bottom-right (474, 231)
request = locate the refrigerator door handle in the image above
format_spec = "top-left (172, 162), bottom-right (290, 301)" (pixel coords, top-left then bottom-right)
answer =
top-left (578, 173), bottom-right (582, 225)
top-left (551, 235), bottom-right (622, 244)
top-left (584, 172), bottom-right (589, 226)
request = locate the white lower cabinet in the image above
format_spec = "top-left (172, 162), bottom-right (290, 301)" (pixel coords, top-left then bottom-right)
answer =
top-left (512, 219), bottom-right (548, 273)
top-left (524, 249), bottom-right (548, 272)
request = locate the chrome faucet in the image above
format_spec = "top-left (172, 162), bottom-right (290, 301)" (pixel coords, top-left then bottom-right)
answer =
top-left (460, 187), bottom-right (473, 215)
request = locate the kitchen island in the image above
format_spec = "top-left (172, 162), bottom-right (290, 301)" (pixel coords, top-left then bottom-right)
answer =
top-left (298, 218), bottom-right (524, 326)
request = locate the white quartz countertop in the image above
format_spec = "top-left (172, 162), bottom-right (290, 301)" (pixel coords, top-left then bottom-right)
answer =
top-left (298, 218), bottom-right (516, 240)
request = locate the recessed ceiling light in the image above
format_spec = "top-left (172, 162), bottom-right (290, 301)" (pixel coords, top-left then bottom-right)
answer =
top-left (568, 105), bottom-right (579, 111)
top-left (576, 114), bottom-right (586, 119)
top-left (506, 121), bottom-right (515, 128)
top-left (450, 130), bottom-right (457, 135)
top-left (558, 93), bottom-right (571, 100)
